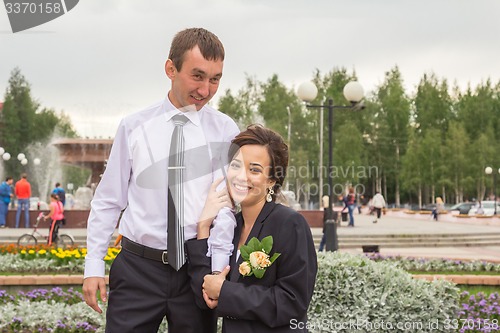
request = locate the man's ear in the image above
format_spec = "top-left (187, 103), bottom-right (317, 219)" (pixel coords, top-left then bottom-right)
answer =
top-left (165, 59), bottom-right (176, 80)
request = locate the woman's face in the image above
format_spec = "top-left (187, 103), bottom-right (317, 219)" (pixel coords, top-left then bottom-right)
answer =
top-left (227, 144), bottom-right (276, 207)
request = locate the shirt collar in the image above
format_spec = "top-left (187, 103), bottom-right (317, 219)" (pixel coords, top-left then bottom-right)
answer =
top-left (163, 96), bottom-right (202, 127)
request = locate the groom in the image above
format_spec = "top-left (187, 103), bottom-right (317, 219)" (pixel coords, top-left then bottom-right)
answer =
top-left (82, 28), bottom-right (239, 333)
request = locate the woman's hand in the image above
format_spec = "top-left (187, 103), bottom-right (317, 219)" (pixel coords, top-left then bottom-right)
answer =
top-left (197, 178), bottom-right (232, 239)
top-left (202, 265), bottom-right (230, 300)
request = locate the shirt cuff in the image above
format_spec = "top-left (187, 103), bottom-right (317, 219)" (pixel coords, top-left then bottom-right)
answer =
top-left (84, 258), bottom-right (106, 279)
top-left (211, 254), bottom-right (230, 273)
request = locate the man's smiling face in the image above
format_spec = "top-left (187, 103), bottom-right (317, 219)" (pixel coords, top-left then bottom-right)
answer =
top-left (166, 45), bottom-right (223, 111)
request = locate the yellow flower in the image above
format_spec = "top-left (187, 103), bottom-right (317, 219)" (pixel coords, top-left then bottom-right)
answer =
top-left (28, 250), bottom-right (35, 255)
top-left (249, 251), bottom-right (271, 269)
top-left (21, 250), bottom-right (27, 255)
top-left (38, 250), bottom-right (47, 255)
top-left (239, 261), bottom-right (251, 276)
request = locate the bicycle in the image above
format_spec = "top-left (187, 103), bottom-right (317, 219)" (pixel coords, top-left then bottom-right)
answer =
top-left (17, 213), bottom-right (75, 248)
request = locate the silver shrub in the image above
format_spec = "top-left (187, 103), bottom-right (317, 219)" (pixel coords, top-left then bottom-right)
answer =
top-left (308, 252), bottom-right (459, 333)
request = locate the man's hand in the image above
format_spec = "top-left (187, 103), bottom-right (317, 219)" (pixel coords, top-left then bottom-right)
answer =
top-left (202, 265), bottom-right (230, 300)
top-left (83, 277), bottom-right (107, 313)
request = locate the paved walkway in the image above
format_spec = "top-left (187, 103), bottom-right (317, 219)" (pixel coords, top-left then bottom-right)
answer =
top-left (313, 209), bottom-right (500, 262)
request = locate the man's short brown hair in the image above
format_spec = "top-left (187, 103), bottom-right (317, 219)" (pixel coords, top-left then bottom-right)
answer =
top-left (168, 28), bottom-right (225, 71)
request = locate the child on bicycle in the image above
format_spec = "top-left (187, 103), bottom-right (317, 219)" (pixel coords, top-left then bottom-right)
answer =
top-left (43, 194), bottom-right (65, 246)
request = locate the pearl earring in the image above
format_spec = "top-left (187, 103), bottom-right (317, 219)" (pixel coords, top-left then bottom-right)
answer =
top-left (266, 186), bottom-right (274, 202)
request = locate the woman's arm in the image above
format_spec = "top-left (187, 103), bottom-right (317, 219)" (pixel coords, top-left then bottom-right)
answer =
top-left (216, 213), bottom-right (317, 327)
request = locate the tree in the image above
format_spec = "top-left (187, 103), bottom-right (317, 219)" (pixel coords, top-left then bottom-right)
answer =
top-left (333, 122), bottom-right (365, 190)
top-left (400, 130), bottom-right (424, 207)
top-left (0, 68), bottom-right (78, 184)
top-left (218, 75), bottom-right (260, 128)
top-left (419, 128), bottom-right (443, 203)
top-left (455, 80), bottom-right (498, 140)
top-left (373, 66), bottom-right (410, 206)
top-left (442, 122), bottom-right (472, 203)
top-left (413, 73), bottom-right (453, 137)
top-left (0, 68), bottom-right (39, 177)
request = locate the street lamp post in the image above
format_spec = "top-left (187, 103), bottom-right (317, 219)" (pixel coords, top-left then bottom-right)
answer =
top-left (297, 81), bottom-right (364, 251)
top-left (485, 166), bottom-right (500, 215)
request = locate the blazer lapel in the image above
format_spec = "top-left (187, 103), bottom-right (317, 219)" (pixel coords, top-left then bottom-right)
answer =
top-left (229, 214), bottom-right (243, 282)
top-left (229, 202), bottom-right (277, 282)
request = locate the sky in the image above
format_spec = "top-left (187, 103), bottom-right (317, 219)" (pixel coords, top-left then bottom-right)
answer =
top-left (1, 0), bottom-right (499, 138)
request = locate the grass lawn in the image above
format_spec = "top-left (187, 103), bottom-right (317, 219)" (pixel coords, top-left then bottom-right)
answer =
top-left (458, 284), bottom-right (500, 294)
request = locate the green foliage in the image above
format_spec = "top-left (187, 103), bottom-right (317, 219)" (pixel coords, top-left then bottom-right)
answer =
top-left (0, 68), bottom-right (79, 179)
top-left (218, 75), bottom-right (261, 128)
top-left (63, 165), bottom-right (92, 193)
top-left (216, 67), bottom-right (499, 207)
top-left (370, 67), bottom-right (411, 204)
top-left (310, 252), bottom-right (460, 332)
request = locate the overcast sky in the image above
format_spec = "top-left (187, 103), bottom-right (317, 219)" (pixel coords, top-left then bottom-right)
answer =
top-left (1, 0), bottom-right (499, 138)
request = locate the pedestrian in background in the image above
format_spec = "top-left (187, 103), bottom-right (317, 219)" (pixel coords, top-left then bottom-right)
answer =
top-left (15, 173), bottom-right (31, 228)
top-left (52, 182), bottom-right (66, 207)
top-left (372, 191), bottom-right (386, 223)
top-left (432, 197), bottom-right (444, 221)
top-left (0, 177), bottom-right (14, 228)
top-left (345, 187), bottom-right (356, 227)
top-left (318, 195), bottom-right (332, 251)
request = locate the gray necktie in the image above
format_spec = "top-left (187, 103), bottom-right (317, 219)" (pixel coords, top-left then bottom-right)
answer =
top-left (167, 114), bottom-right (189, 270)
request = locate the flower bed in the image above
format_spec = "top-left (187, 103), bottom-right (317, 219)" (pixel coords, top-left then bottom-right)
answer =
top-left (0, 287), bottom-right (105, 332)
top-left (3, 253), bottom-right (496, 333)
top-left (0, 245), bottom-right (118, 274)
top-left (1, 247), bottom-right (499, 332)
top-left (457, 291), bottom-right (500, 332)
top-left (0, 287), bottom-right (169, 333)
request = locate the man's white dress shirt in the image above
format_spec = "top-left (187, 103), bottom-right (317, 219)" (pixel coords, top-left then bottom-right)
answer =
top-left (84, 97), bottom-right (240, 278)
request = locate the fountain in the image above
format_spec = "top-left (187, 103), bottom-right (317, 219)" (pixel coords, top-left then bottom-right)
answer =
top-left (72, 187), bottom-right (93, 210)
top-left (1, 136), bottom-right (113, 228)
top-left (52, 138), bottom-right (113, 184)
top-left (26, 140), bottom-right (63, 203)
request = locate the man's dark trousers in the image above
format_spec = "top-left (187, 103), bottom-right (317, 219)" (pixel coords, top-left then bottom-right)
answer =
top-left (105, 248), bottom-right (216, 333)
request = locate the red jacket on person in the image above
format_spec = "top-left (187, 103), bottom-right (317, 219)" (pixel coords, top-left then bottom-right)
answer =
top-left (15, 178), bottom-right (31, 199)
